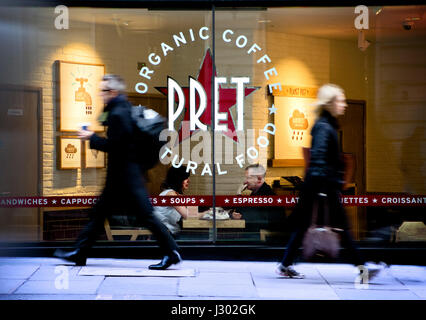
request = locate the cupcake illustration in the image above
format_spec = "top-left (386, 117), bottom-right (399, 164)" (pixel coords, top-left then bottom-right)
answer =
top-left (65, 144), bottom-right (78, 159)
top-left (289, 110), bottom-right (308, 141)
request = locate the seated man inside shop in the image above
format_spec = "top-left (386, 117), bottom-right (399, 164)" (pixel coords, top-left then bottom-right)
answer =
top-left (231, 164), bottom-right (286, 236)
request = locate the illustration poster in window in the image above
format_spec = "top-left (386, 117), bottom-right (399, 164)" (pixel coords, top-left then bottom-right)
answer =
top-left (57, 61), bottom-right (105, 132)
top-left (83, 140), bottom-right (105, 168)
top-left (59, 137), bottom-right (81, 169)
top-left (273, 86), bottom-right (318, 161)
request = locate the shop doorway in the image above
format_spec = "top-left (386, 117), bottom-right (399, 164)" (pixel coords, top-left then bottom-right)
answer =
top-left (339, 99), bottom-right (366, 194)
top-left (0, 85), bottom-right (41, 241)
top-left (339, 99), bottom-right (366, 239)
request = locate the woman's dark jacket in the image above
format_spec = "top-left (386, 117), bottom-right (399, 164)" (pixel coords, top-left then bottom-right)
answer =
top-left (295, 109), bottom-right (348, 229)
top-left (305, 109), bottom-right (345, 193)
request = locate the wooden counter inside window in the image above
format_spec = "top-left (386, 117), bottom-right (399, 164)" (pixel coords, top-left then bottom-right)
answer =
top-left (183, 219), bottom-right (245, 229)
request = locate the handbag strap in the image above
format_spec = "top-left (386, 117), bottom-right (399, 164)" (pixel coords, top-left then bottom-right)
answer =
top-left (311, 194), bottom-right (330, 227)
top-left (323, 196), bottom-right (330, 226)
top-left (311, 198), bottom-right (318, 226)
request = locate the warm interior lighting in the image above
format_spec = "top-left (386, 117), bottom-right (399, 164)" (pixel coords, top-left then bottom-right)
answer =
top-left (273, 58), bottom-right (318, 161)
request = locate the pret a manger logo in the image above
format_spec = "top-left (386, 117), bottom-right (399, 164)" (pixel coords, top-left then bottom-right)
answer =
top-left (156, 49), bottom-right (258, 143)
top-left (135, 26), bottom-right (281, 176)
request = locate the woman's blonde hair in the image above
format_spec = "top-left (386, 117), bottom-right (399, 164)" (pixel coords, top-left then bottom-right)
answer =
top-left (315, 83), bottom-right (344, 114)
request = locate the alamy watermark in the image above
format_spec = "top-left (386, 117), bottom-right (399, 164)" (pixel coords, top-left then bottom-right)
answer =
top-left (354, 5), bottom-right (369, 30)
top-left (54, 5), bottom-right (69, 30)
top-left (354, 265), bottom-right (369, 289)
top-left (158, 123), bottom-right (276, 176)
top-left (54, 266), bottom-right (69, 290)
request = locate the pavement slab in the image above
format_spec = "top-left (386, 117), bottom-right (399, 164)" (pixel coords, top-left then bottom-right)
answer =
top-left (0, 265), bottom-right (40, 280)
top-left (178, 283), bottom-right (258, 298)
top-left (97, 277), bottom-right (179, 296)
top-left (256, 285), bottom-right (339, 299)
top-left (0, 279), bottom-right (26, 294)
top-left (79, 266), bottom-right (196, 277)
top-left (0, 294), bottom-right (98, 300)
top-left (409, 289), bottom-right (426, 299)
top-left (180, 272), bottom-right (252, 285)
top-left (29, 266), bottom-right (83, 281)
top-left (332, 288), bottom-right (421, 300)
top-left (0, 257), bottom-right (424, 300)
top-left (13, 276), bottom-right (105, 295)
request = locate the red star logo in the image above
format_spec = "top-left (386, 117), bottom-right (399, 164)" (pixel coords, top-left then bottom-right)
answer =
top-left (156, 49), bottom-right (258, 143)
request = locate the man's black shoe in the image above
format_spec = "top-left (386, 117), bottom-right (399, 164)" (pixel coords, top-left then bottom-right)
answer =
top-left (148, 250), bottom-right (182, 270)
top-left (54, 249), bottom-right (87, 266)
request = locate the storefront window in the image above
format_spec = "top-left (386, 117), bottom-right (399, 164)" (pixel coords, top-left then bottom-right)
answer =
top-left (0, 4), bottom-right (424, 245)
top-left (212, 5), bottom-right (426, 244)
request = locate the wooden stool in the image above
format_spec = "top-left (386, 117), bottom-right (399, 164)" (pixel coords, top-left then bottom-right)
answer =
top-left (104, 219), bottom-right (152, 241)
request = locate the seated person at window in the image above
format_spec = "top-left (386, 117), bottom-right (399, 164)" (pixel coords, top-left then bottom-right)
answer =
top-left (232, 164), bottom-right (286, 234)
top-left (153, 165), bottom-right (201, 236)
top-left (242, 164), bottom-right (275, 195)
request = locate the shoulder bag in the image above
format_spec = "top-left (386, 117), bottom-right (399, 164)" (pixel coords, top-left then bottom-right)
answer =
top-left (302, 195), bottom-right (341, 260)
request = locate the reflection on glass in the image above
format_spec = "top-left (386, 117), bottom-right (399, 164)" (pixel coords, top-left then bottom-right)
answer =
top-left (0, 5), bottom-right (424, 245)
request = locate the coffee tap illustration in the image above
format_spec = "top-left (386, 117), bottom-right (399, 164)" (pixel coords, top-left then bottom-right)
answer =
top-left (75, 77), bottom-right (93, 115)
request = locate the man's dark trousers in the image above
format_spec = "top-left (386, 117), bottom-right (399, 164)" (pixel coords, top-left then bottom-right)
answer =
top-left (75, 177), bottom-right (179, 256)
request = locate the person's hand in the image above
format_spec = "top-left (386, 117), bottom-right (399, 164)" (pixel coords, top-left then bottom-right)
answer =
top-left (232, 212), bottom-right (242, 220)
top-left (78, 129), bottom-right (94, 140)
top-left (197, 211), bottom-right (207, 219)
top-left (237, 184), bottom-right (248, 195)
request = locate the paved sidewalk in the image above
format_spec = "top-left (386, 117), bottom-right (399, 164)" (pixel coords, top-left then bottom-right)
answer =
top-left (0, 257), bottom-right (425, 300)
